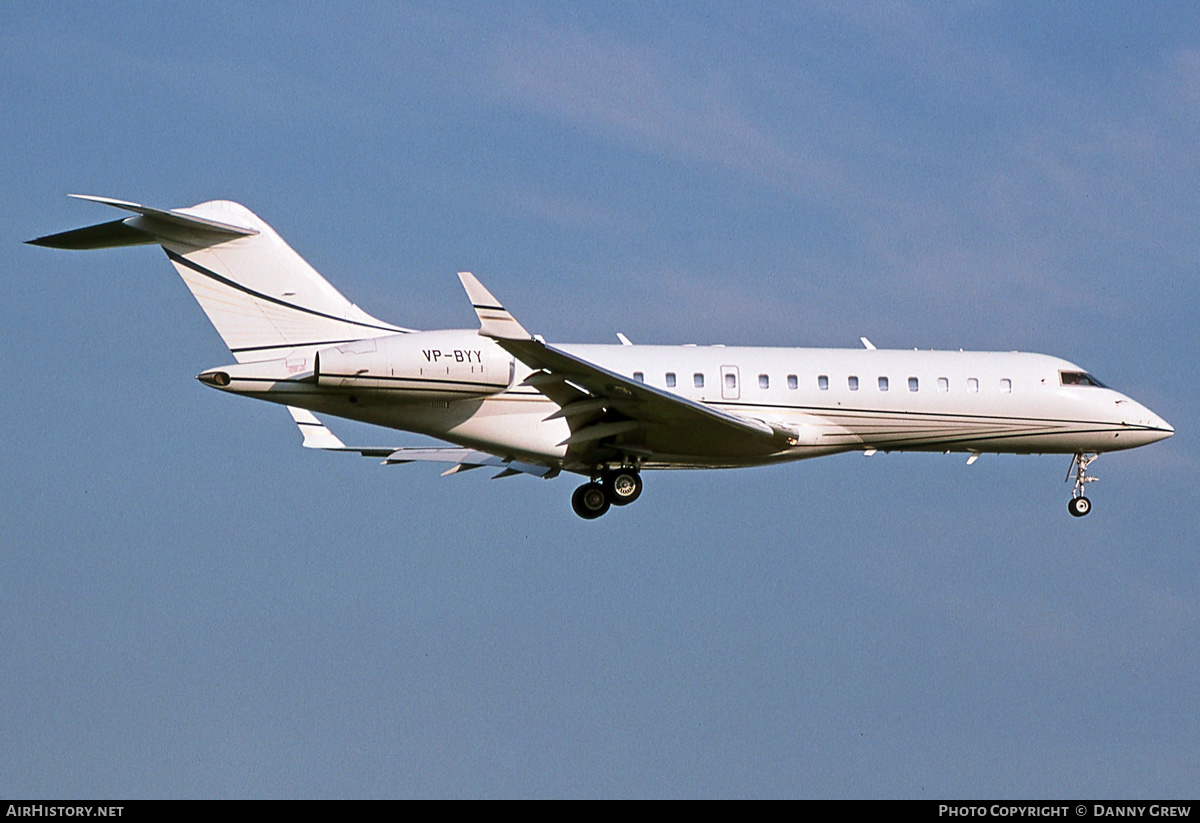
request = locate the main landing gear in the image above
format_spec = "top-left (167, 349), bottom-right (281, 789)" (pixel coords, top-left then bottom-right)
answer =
top-left (570, 469), bottom-right (644, 519)
top-left (1066, 453), bottom-right (1098, 517)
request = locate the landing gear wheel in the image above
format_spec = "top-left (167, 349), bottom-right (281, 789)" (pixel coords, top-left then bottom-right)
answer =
top-left (1065, 454), bottom-right (1098, 518)
top-left (571, 482), bottom-right (611, 519)
top-left (604, 470), bottom-right (643, 506)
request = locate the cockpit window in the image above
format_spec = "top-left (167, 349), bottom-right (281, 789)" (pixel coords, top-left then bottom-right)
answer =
top-left (1060, 371), bottom-right (1107, 388)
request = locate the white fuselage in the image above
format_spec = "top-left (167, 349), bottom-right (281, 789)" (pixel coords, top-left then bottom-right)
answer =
top-left (204, 329), bottom-right (1173, 471)
top-left (35, 196), bottom-right (1174, 516)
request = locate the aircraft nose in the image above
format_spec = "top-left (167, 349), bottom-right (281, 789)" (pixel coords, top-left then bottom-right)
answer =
top-left (1148, 411), bottom-right (1174, 440)
top-left (1123, 399), bottom-right (1173, 443)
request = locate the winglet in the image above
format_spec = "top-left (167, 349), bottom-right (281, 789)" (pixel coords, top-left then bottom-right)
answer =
top-left (288, 406), bottom-right (347, 449)
top-left (457, 272), bottom-right (532, 340)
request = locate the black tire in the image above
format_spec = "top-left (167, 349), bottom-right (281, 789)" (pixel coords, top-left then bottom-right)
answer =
top-left (1068, 496), bottom-right (1091, 517)
top-left (571, 482), bottom-right (611, 519)
top-left (604, 470), bottom-right (643, 506)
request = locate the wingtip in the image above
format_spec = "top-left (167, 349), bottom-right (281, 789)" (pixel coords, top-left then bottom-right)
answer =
top-left (457, 271), bottom-right (500, 307)
top-left (457, 272), bottom-right (532, 340)
top-left (67, 194), bottom-right (141, 208)
top-left (287, 405), bottom-right (347, 449)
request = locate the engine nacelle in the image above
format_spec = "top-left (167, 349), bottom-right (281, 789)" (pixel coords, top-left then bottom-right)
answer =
top-left (314, 330), bottom-right (512, 399)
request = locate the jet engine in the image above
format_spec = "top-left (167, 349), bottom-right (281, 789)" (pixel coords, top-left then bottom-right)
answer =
top-left (314, 330), bottom-right (512, 399)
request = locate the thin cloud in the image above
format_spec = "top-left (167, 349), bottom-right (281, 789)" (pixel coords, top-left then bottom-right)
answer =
top-left (478, 13), bottom-right (1198, 341)
top-left (504, 189), bottom-right (643, 234)
top-left (810, 15), bottom-right (1200, 332)
top-left (484, 25), bottom-right (848, 198)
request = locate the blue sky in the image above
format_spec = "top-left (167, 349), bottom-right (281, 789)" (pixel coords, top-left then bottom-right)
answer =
top-left (2, 1), bottom-right (1197, 798)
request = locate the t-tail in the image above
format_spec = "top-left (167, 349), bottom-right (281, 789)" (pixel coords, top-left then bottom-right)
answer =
top-left (27, 195), bottom-right (409, 362)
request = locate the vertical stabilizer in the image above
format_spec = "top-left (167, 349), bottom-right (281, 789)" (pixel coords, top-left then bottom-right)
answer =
top-left (30, 197), bottom-right (410, 362)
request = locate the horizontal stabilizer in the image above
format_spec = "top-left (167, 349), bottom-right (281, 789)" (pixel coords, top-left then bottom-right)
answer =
top-left (26, 218), bottom-right (157, 250)
top-left (27, 195), bottom-right (257, 250)
top-left (67, 194), bottom-right (259, 238)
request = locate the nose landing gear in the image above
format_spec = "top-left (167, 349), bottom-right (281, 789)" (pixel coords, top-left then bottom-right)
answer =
top-left (1066, 453), bottom-right (1098, 517)
top-left (571, 468), bottom-right (644, 519)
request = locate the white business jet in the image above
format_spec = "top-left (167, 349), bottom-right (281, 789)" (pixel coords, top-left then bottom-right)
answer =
top-left (30, 196), bottom-right (1173, 519)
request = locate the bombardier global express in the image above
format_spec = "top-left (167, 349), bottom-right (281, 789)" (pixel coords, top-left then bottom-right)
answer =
top-left (29, 196), bottom-right (1174, 519)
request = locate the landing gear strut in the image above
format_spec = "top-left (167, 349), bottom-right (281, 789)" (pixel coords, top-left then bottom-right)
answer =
top-left (571, 469), bottom-right (643, 518)
top-left (1066, 453), bottom-right (1098, 517)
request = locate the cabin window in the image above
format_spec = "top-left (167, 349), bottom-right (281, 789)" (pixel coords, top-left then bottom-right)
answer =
top-left (937, 377), bottom-right (949, 393)
top-left (1000, 378), bottom-right (1012, 394)
top-left (758, 374), bottom-right (769, 389)
top-left (666, 372), bottom-right (676, 388)
top-left (788, 374), bottom-right (799, 390)
top-left (694, 373), bottom-right (705, 388)
top-left (878, 376), bottom-right (889, 391)
top-left (848, 376), bottom-right (859, 391)
top-left (817, 375), bottom-right (828, 391)
top-left (1060, 371), bottom-right (1107, 388)
top-left (725, 372), bottom-right (737, 390)
top-left (968, 378), bottom-right (979, 393)
top-left (633, 371), bottom-right (644, 383)
top-left (908, 377), bottom-right (919, 392)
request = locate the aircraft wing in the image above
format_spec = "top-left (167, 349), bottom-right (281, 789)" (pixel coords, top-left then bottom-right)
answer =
top-left (286, 407), bottom-right (558, 478)
top-left (457, 273), bottom-right (797, 466)
top-left (382, 448), bottom-right (558, 478)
